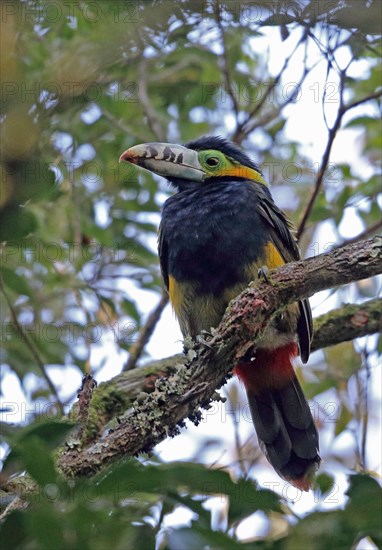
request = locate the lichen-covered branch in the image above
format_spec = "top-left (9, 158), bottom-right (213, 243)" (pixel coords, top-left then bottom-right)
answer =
top-left (73, 297), bottom-right (381, 445)
top-left (59, 237), bottom-right (382, 478)
top-left (68, 354), bottom-right (186, 444)
top-left (311, 297), bottom-right (381, 352)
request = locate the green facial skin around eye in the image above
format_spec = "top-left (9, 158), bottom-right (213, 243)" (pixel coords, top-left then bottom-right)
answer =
top-left (197, 149), bottom-right (266, 185)
top-left (198, 150), bottom-right (234, 174)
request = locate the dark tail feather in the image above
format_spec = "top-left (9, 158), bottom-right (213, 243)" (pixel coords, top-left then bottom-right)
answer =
top-left (235, 345), bottom-right (320, 491)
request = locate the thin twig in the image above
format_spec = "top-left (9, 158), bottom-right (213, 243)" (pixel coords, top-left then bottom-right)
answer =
top-left (123, 291), bottom-right (169, 371)
top-left (297, 70), bottom-right (381, 240)
top-left (150, 55), bottom-right (201, 83)
top-left (360, 348), bottom-right (370, 470)
top-left (65, 143), bottom-right (94, 371)
top-left (0, 279), bottom-right (63, 413)
top-left (335, 220), bottom-right (382, 248)
top-left (138, 57), bottom-right (166, 142)
top-left (346, 89), bottom-right (382, 112)
top-left (0, 496), bottom-right (29, 521)
top-left (297, 70), bottom-right (346, 240)
top-left (322, 54), bottom-right (333, 131)
top-left (77, 374), bottom-right (98, 442)
top-left (239, 58), bottom-right (316, 139)
top-left (354, 367), bottom-right (364, 470)
top-left (214, 2), bottom-right (239, 118)
top-left (225, 384), bottom-right (247, 478)
top-left (233, 30), bottom-right (310, 143)
top-left (102, 108), bottom-right (150, 143)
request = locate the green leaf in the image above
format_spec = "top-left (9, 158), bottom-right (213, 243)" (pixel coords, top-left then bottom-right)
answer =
top-left (287, 510), bottom-right (351, 550)
top-left (345, 473), bottom-right (382, 534)
top-left (261, 14), bottom-right (296, 27)
top-left (334, 404), bottom-right (352, 436)
top-left (25, 503), bottom-right (64, 549)
top-left (121, 299), bottom-right (141, 323)
top-left (315, 472), bottom-right (336, 497)
top-left (0, 207), bottom-right (38, 241)
top-left (227, 479), bottom-right (282, 524)
top-left (0, 511), bottom-right (28, 549)
top-left (96, 460), bottom-right (234, 497)
top-left (288, 474), bottom-right (382, 549)
top-left (7, 420), bottom-right (75, 448)
top-left (345, 115), bottom-right (379, 129)
top-left (377, 334), bottom-right (382, 355)
top-left (96, 460), bottom-right (282, 530)
top-left (166, 492), bottom-right (211, 526)
top-left (19, 437), bottom-right (58, 485)
top-left (3, 421), bottom-right (74, 484)
top-left (0, 266), bottom-right (31, 296)
top-left (309, 205), bottom-right (334, 223)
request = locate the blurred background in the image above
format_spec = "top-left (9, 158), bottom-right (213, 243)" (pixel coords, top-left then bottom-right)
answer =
top-left (1, 1), bottom-right (381, 548)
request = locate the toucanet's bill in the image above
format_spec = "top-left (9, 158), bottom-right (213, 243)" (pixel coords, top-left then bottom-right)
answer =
top-left (120, 136), bottom-right (320, 490)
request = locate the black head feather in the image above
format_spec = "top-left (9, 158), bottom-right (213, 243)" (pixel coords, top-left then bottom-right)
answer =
top-left (185, 135), bottom-right (262, 175)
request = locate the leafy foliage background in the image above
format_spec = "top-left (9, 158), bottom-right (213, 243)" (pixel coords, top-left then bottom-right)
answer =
top-left (0, 1), bottom-right (381, 548)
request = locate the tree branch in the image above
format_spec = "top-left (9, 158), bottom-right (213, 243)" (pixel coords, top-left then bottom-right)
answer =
top-left (101, 108), bottom-right (151, 143)
top-left (345, 89), bottom-right (382, 112)
top-left (67, 297), bottom-right (381, 446)
top-left (311, 297), bottom-right (381, 352)
top-left (296, 79), bottom-right (381, 240)
top-left (296, 70), bottom-right (346, 240)
top-left (336, 220), bottom-right (382, 248)
top-left (214, 3), bottom-right (239, 118)
top-left (232, 31), bottom-right (310, 144)
top-left (138, 57), bottom-right (167, 142)
top-left (123, 291), bottom-right (169, 371)
top-left (58, 237), bottom-right (382, 478)
top-left (0, 279), bottom-right (64, 413)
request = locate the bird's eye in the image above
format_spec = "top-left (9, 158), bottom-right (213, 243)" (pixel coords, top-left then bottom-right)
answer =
top-left (206, 157), bottom-right (220, 167)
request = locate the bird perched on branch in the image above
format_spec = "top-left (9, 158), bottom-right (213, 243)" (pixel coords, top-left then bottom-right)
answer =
top-left (120, 135), bottom-right (320, 491)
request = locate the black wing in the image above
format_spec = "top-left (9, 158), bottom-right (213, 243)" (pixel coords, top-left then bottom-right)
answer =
top-left (256, 188), bottom-right (313, 363)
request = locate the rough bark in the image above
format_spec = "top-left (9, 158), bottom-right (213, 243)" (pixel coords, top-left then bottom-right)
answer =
top-left (68, 297), bottom-right (381, 445)
top-left (311, 297), bottom-right (381, 352)
top-left (57, 236), bottom-right (382, 478)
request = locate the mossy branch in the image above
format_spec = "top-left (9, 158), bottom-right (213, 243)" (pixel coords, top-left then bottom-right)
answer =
top-left (70, 296), bottom-right (381, 444)
top-left (57, 237), bottom-right (382, 478)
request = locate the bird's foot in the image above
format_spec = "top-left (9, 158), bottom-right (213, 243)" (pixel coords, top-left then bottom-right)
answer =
top-left (257, 265), bottom-right (270, 282)
top-left (196, 329), bottom-right (214, 348)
